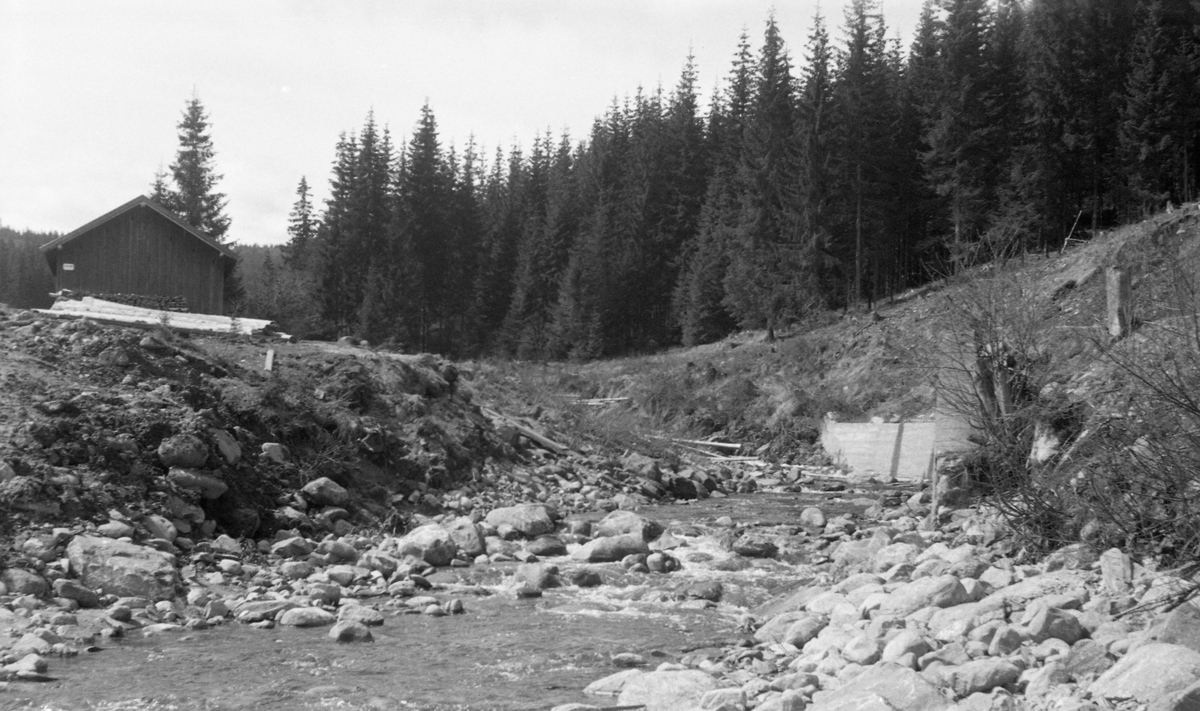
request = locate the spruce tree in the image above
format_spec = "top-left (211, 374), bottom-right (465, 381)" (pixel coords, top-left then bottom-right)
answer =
top-left (723, 15), bottom-right (810, 339)
top-left (164, 95), bottom-right (231, 241)
top-left (282, 176), bottom-right (316, 269)
top-left (1118, 0), bottom-right (1198, 215)
top-left (798, 8), bottom-right (835, 294)
top-left (395, 103), bottom-right (455, 351)
top-left (315, 131), bottom-right (359, 335)
top-left (830, 0), bottom-right (895, 306)
top-left (471, 146), bottom-right (525, 352)
top-left (673, 32), bottom-right (755, 345)
top-left (1025, 0), bottom-right (1136, 238)
top-left (920, 0), bottom-right (992, 268)
top-left (150, 167), bottom-right (173, 206)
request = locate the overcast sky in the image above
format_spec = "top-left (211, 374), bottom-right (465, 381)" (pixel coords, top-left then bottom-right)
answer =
top-left (0, 1), bottom-right (924, 246)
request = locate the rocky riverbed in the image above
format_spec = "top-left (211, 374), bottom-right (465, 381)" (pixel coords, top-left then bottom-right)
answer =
top-left (4, 466), bottom-right (1200, 711)
top-left (5, 309), bottom-right (1200, 711)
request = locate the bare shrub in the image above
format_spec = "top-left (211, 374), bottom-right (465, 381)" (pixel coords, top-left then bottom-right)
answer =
top-left (1082, 266), bottom-right (1200, 563)
top-left (932, 270), bottom-right (1079, 554)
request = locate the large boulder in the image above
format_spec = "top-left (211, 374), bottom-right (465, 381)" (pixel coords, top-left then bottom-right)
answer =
top-left (66, 535), bottom-right (179, 601)
top-left (52, 578), bottom-right (100, 608)
top-left (271, 536), bottom-right (315, 559)
top-left (784, 615), bottom-right (830, 648)
top-left (1089, 643), bottom-right (1200, 703)
top-left (210, 428), bottom-right (242, 465)
top-left (595, 510), bottom-right (663, 542)
top-left (927, 658), bottom-right (1021, 697)
top-left (927, 599), bottom-right (1005, 641)
top-left (878, 575), bottom-right (970, 618)
top-left (395, 524), bottom-right (458, 567)
top-left (882, 629), bottom-right (933, 663)
top-left (0, 568), bottom-right (48, 596)
top-left (513, 562), bottom-right (560, 590)
top-left (616, 670), bottom-right (719, 711)
top-left (166, 468), bottom-right (228, 500)
top-left (978, 569), bottom-right (1089, 609)
top-left (571, 534), bottom-right (650, 563)
top-left (809, 663), bottom-right (953, 711)
top-left (584, 669), bottom-right (643, 696)
top-left (234, 599), bottom-right (297, 623)
top-left (329, 620), bottom-right (374, 643)
top-left (485, 505), bottom-right (556, 538)
top-left (1144, 603), bottom-right (1200, 654)
top-left (1026, 606), bottom-right (1086, 645)
top-left (301, 477), bottom-right (349, 508)
top-left (157, 434), bottom-right (208, 468)
top-left (278, 607), bottom-right (336, 627)
top-left (444, 518), bottom-right (486, 557)
top-left (754, 611), bottom-right (809, 645)
top-left (732, 534), bottom-right (778, 559)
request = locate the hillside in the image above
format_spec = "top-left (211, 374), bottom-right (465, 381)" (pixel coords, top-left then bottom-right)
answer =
top-left (4, 204), bottom-right (1200, 551)
top-left (492, 203), bottom-right (1200, 456)
top-left (5, 206), bottom-right (1200, 709)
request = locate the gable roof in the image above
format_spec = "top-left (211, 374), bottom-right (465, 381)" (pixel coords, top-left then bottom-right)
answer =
top-left (40, 195), bottom-right (237, 261)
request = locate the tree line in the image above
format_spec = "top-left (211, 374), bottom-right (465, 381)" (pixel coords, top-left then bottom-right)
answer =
top-left (6, 0), bottom-right (1198, 358)
top-left (273, 0), bottom-right (1199, 358)
top-left (0, 226), bottom-right (56, 310)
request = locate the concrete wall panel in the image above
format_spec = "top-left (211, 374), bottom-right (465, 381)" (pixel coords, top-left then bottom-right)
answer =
top-left (820, 417), bottom-right (974, 481)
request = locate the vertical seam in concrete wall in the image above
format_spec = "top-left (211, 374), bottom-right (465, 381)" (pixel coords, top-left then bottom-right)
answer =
top-left (888, 421), bottom-right (905, 479)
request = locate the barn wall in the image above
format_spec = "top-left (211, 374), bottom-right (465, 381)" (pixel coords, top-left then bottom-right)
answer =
top-left (53, 206), bottom-right (226, 314)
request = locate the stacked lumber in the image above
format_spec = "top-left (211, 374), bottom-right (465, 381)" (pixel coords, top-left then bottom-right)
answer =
top-left (37, 296), bottom-right (282, 337)
top-left (91, 293), bottom-right (189, 312)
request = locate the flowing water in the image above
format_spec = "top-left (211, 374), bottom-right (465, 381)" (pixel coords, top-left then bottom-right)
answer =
top-left (7, 490), bottom-right (881, 711)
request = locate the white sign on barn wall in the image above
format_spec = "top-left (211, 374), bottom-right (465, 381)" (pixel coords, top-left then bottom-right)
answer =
top-left (63, 263), bottom-right (75, 271)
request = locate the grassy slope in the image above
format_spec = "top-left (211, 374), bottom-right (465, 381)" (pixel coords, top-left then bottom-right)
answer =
top-left (468, 204), bottom-right (1200, 466)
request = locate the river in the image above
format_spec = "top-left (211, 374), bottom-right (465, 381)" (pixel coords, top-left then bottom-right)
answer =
top-left (7, 490), bottom-right (879, 711)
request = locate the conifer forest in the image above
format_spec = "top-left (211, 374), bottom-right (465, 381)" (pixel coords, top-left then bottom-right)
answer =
top-left (10, 0), bottom-right (1200, 360)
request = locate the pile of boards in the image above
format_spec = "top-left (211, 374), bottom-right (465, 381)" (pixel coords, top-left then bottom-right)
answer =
top-left (36, 295), bottom-right (285, 338)
top-left (88, 292), bottom-right (189, 312)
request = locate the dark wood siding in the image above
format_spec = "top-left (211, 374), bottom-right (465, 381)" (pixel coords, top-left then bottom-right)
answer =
top-left (53, 205), bottom-right (225, 314)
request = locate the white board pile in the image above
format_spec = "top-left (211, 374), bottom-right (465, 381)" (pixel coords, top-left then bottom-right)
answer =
top-left (37, 296), bottom-right (283, 338)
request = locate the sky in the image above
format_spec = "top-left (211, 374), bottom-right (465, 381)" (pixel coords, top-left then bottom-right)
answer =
top-left (0, 0), bottom-right (925, 246)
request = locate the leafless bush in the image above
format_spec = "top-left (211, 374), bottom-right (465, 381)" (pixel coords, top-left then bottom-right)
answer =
top-left (1082, 266), bottom-right (1200, 563)
top-left (932, 272), bottom-right (1078, 554)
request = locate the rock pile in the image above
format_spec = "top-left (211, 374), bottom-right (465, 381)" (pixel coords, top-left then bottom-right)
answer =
top-left (571, 506), bottom-right (1200, 711)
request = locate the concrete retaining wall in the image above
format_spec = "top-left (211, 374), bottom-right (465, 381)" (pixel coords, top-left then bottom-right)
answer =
top-left (820, 417), bottom-right (975, 481)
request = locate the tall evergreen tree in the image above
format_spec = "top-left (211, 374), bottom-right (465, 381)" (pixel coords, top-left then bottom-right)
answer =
top-left (798, 9), bottom-right (837, 297)
top-left (395, 103), bottom-right (455, 351)
top-left (162, 95), bottom-right (231, 241)
top-left (724, 15), bottom-right (811, 339)
top-left (674, 31), bottom-right (755, 345)
top-left (830, 0), bottom-right (896, 305)
top-left (920, 0), bottom-right (992, 267)
top-left (471, 146), bottom-right (526, 352)
top-left (1118, 0), bottom-right (1199, 215)
top-left (282, 176), bottom-right (317, 269)
top-left (315, 131), bottom-right (359, 335)
top-left (1025, 0), bottom-right (1136, 238)
top-left (504, 133), bottom-right (581, 358)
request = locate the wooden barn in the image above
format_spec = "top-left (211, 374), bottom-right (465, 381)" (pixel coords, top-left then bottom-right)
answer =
top-left (40, 195), bottom-right (237, 315)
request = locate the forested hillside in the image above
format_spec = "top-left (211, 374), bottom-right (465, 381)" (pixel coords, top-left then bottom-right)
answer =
top-left (0, 226), bottom-right (56, 309)
top-left (5, 0), bottom-right (1197, 358)
top-left (276, 0), bottom-right (1200, 357)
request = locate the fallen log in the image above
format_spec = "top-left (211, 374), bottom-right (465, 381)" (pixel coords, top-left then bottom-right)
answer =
top-left (480, 407), bottom-right (571, 455)
top-left (652, 436), bottom-right (742, 452)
